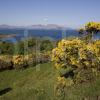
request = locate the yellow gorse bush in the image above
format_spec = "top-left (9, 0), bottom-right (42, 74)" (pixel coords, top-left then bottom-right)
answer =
top-left (13, 55), bottom-right (24, 65)
top-left (85, 22), bottom-right (100, 32)
top-left (12, 55), bottom-right (28, 69)
top-left (0, 55), bottom-right (13, 70)
top-left (79, 22), bottom-right (100, 42)
top-left (79, 22), bottom-right (100, 40)
top-left (52, 38), bottom-right (83, 69)
top-left (0, 52), bottom-right (51, 70)
top-left (52, 38), bottom-right (100, 85)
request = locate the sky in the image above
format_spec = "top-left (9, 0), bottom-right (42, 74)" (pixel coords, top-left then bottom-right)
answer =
top-left (0, 0), bottom-right (100, 28)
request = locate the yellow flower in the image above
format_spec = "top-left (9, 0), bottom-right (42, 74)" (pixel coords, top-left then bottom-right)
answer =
top-left (84, 61), bottom-right (90, 66)
top-left (57, 76), bottom-right (66, 85)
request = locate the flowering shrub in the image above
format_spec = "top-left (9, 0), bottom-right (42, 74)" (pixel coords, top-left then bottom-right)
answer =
top-left (0, 55), bottom-right (13, 70)
top-left (85, 22), bottom-right (100, 33)
top-left (52, 38), bottom-right (100, 85)
top-left (12, 55), bottom-right (28, 69)
top-left (24, 54), bottom-right (37, 66)
top-left (0, 52), bottom-right (51, 70)
top-left (79, 22), bottom-right (100, 41)
top-left (39, 52), bottom-right (51, 63)
top-left (0, 59), bottom-right (12, 70)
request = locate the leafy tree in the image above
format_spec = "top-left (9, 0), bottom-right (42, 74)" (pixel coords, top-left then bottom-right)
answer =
top-left (40, 40), bottom-right (53, 52)
top-left (0, 41), bottom-right (14, 55)
top-left (26, 38), bottom-right (36, 48)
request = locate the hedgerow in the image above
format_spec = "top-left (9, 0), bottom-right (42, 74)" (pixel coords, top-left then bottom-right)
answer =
top-left (0, 52), bottom-right (51, 70)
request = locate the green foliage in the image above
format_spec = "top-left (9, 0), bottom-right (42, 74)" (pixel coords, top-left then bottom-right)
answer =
top-left (0, 52), bottom-right (51, 70)
top-left (0, 62), bottom-right (100, 100)
top-left (0, 37), bottom-right (54, 55)
top-left (27, 38), bottom-right (36, 48)
top-left (74, 68), bottom-right (94, 84)
top-left (15, 41), bottom-right (25, 55)
top-left (0, 41), bottom-right (14, 55)
top-left (52, 38), bottom-right (100, 85)
top-left (40, 40), bottom-right (53, 52)
top-left (0, 62), bottom-right (56, 100)
top-left (0, 37), bottom-right (53, 70)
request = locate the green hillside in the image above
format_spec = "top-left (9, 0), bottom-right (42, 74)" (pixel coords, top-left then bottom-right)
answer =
top-left (0, 62), bottom-right (100, 100)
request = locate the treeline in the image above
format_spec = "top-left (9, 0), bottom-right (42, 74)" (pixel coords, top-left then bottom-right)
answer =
top-left (0, 37), bottom-right (54, 55)
top-left (0, 37), bottom-right (56, 71)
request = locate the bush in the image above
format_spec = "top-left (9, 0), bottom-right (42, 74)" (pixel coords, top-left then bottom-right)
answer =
top-left (52, 38), bottom-right (100, 85)
top-left (0, 51), bottom-right (51, 70)
top-left (74, 68), bottom-right (94, 84)
top-left (40, 40), bottom-right (53, 52)
top-left (0, 55), bottom-right (13, 70)
top-left (38, 52), bottom-right (51, 63)
top-left (0, 41), bottom-right (14, 55)
top-left (24, 54), bottom-right (37, 66)
top-left (12, 52), bottom-right (50, 69)
top-left (12, 55), bottom-right (28, 69)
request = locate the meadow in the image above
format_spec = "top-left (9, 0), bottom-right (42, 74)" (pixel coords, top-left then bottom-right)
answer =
top-left (0, 62), bottom-right (100, 100)
top-left (0, 22), bottom-right (100, 100)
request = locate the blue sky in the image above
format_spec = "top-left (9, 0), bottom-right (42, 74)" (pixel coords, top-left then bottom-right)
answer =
top-left (0, 0), bottom-right (100, 28)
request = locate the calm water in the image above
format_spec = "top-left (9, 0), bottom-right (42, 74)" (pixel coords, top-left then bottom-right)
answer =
top-left (0, 29), bottom-right (99, 42)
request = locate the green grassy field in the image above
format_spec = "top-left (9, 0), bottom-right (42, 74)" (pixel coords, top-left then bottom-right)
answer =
top-left (0, 62), bottom-right (100, 100)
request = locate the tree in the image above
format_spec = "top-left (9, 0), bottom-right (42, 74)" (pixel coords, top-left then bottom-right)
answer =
top-left (40, 40), bottom-right (53, 52)
top-left (79, 22), bottom-right (100, 40)
top-left (0, 41), bottom-right (14, 55)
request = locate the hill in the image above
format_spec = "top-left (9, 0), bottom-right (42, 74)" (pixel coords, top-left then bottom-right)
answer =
top-left (0, 24), bottom-right (68, 30)
top-left (0, 62), bottom-right (100, 100)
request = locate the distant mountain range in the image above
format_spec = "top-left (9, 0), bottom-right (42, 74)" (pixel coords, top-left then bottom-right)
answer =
top-left (0, 24), bottom-right (70, 30)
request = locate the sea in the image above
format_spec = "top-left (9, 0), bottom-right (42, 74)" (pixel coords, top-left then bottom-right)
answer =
top-left (0, 29), bottom-right (99, 42)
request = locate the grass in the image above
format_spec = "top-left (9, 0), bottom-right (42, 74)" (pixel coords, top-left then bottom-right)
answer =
top-left (64, 78), bottom-right (100, 100)
top-left (0, 62), bottom-right (56, 100)
top-left (0, 62), bottom-right (100, 100)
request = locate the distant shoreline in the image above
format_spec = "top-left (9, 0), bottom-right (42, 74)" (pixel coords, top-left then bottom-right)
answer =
top-left (0, 34), bottom-right (16, 38)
